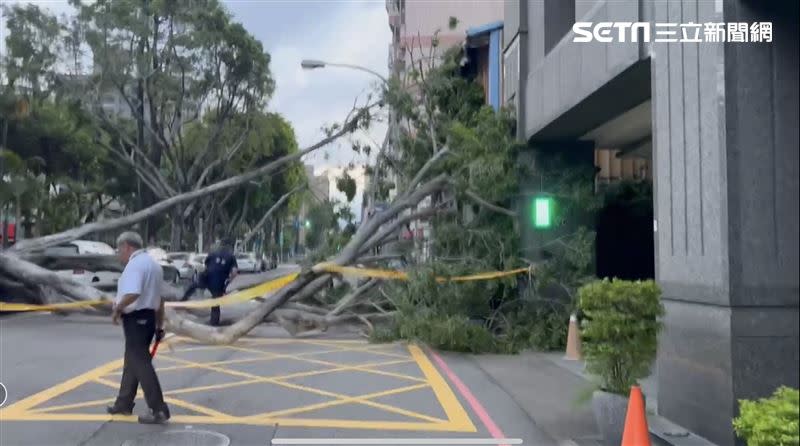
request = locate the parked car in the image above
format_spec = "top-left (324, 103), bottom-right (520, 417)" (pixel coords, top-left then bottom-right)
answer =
top-left (235, 252), bottom-right (260, 273)
top-left (166, 252), bottom-right (196, 280)
top-left (146, 247), bottom-right (181, 284)
top-left (187, 253), bottom-right (207, 277)
top-left (44, 240), bottom-right (120, 289)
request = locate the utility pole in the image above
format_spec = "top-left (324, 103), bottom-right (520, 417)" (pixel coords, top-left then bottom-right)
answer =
top-left (294, 215), bottom-right (301, 258)
top-left (198, 217), bottom-right (204, 253)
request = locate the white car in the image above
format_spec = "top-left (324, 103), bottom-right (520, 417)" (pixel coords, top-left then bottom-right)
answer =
top-left (188, 253), bottom-right (207, 275)
top-left (45, 240), bottom-right (120, 289)
top-left (235, 252), bottom-right (260, 273)
top-left (167, 252), bottom-right (196, 280)
top-left (146, 247), bottom-right (181, 284)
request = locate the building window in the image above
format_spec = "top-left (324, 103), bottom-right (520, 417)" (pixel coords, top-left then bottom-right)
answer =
top-left (544, 0), bottom-right (575, 54)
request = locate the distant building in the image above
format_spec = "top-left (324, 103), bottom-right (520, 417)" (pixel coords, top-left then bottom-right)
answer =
top-left (461, 21), bottom-right (504, 111)
top-left (297, 164), bottom-right (331, 249)
top-left (305, 164), bottom-right (330, 204)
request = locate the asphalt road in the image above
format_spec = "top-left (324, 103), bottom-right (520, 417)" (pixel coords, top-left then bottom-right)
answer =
top-left (0, 266), bottom-right (556, 446)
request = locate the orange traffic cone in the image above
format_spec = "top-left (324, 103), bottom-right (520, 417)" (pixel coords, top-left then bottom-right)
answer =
top-left (564, 313), bottom-right (582, 360)
top-left (621, 385), bottom-right (651, 446)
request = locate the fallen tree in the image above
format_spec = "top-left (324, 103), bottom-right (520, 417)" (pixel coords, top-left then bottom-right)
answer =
top-left (1, 24), bottom-right (546, 350)
top-left (0, 91), bottom-right (451, 342)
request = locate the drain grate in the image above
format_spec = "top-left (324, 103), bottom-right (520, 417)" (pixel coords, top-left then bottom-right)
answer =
top-left (121, 430), bottom-right (230, 446)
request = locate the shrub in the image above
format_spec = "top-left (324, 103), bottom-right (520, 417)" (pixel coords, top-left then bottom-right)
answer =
top-left (733, 386), bottom-right (799, 446)
top-left (577, 278), bottom-right (664, 395)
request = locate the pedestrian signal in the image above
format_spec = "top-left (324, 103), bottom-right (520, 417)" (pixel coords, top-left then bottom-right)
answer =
top-left (532, 196), bottom-right (555, 229)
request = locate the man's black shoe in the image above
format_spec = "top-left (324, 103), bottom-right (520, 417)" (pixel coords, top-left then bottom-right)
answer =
top-left (138, 409), bottom-right (170, 424)
top-left (106, 403), bottom-right (134, 415)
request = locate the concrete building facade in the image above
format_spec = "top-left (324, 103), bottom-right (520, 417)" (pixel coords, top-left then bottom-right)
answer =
top-left (503, 1), bottom-right (798, 444)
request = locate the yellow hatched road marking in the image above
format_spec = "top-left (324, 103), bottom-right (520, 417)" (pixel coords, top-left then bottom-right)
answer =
top-left (120, 358), bottom-right (418, 400)
top-left (156, 355), bottom-right (438, 423)
top-left (0, 359), bottom-right (123, 416)
top-left (30, 397), bottom-right (117, 414)
top-left (162, 396), bottom-right (234, 419)
top-left (410, 345), bottom-right (476, 432)
top-left (0, 340), bottom-right (478, 432)
top-left (219, 347), bottom-right (418, 381)
top-left (141, 342), bottom-right (409, 374)
top-left (246, 383), bottom-right (435, 420)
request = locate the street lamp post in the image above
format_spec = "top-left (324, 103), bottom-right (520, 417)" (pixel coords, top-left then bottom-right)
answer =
top-left (300, 59), bottom-right (394, 220)
top-left (300, 59), bottom-right (388, 85)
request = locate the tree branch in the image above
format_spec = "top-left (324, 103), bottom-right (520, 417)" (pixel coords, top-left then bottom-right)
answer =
top-left (192, 118), bottom-right (252, 190)
top-left (328, 278), bottom-right (379, 317)
top-left (464, 190), bottom-right (518, 218)
top-left (359, 206), bottom-right (445, 256)
top-left (357, 254), bottom-right (404, 264)
top-left (328, 173), bottom-right (448, 267)
top-left (404, 148), bottom-right (450, 194)
top-left (241, 183), bottom-right (306, 247)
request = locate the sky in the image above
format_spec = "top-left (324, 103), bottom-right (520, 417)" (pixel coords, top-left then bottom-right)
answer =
top-left (1, 0), bottom-right (391, 219)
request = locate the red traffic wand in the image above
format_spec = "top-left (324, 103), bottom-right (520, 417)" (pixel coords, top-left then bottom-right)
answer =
top-left (150, 340), bottom-right (161, 357)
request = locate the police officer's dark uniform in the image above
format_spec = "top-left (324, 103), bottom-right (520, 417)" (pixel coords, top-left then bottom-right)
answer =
top-left (205, 243), bottom-right (238, 326)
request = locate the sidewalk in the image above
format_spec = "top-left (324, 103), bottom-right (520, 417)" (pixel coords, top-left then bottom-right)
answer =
top-left (471, 351), bottom-right (718, 446)
top-left (472, 352), bottom-right (603, 446)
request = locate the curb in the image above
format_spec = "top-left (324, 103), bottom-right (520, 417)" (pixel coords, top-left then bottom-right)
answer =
top-left (647, 414), bottom-right (719, 446)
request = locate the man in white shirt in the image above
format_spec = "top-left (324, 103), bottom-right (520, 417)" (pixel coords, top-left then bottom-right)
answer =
top-left (107, 231), bottom-right (170, 424)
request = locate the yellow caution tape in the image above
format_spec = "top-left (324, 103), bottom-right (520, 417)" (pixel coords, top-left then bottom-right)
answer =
top-left (0, 300), bottom-right (109, 312)
top-left (0, 273), bottom-right (299, 313)
top-left (446, 267), bottom-right (530, 282)
top-left (166, 273), bottom-right (299, 309)
top-left (0, 264), bottom-right (531, 313)
top-left (318, 264), bottom-right (410, 280)
top-left (316, 263), bottom-right (530, 282)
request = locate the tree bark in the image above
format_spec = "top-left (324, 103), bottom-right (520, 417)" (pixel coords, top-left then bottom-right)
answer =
top-left (169, 205), bottom-right (183, 251)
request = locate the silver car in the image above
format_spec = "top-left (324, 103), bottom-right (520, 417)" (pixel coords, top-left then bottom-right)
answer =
top-left (235, 252), bottom-right (260, 273)
top-left (167, 252), bottom-right (196, 280)
top-left (146, 247), bottom-right (181, 284)
top-left (46, 240), bottom-right (120, 290)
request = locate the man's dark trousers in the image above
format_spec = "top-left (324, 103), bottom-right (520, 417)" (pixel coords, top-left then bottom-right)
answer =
top-left (114, 309), bottom-right (169, 414)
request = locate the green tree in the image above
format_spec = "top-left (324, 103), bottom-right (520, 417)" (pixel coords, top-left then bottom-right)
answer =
top-left (70, 0), bottom-right (275, 246)
top-left (305, 201), bottom-right (337, 251)
top-left (374, 38), bottom-right (551, 352)
top-left (180, 111), bottom-right (304, 250)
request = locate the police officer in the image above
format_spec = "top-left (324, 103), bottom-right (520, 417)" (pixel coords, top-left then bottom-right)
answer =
top-left (108, 231), bottom-right (170, 424)
top-left (204, 238), bottom-right (238, 326)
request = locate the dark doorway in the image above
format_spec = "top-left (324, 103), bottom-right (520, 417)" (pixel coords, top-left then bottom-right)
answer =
top-left (595, 180), bottom-right (655, 280)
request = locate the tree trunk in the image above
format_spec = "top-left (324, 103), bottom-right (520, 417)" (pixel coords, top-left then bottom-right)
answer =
top-left (170, 206), bottom-right (183, 251)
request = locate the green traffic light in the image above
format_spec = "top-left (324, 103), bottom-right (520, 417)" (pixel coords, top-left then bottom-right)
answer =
top-left (532, 196), bottom-right (554, 229)
top-left (305, 220), bottom-right (311, 228)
